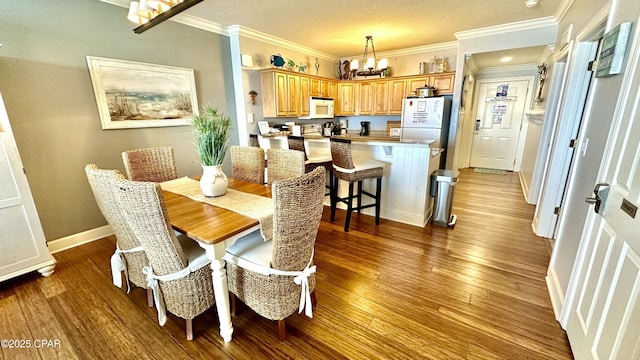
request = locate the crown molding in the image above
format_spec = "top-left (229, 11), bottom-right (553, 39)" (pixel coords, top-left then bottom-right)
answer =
top-left (476, 63), bottom-right (538, 75)
top-left (377, 41), bottom-right (459, 58)
top-left (341, 41), bottom-right (459, 61)
top-left (455, 16), bottom-right (558, 40)
top-left (228, 25), bottom-right (338, 62)
top-left (554, 0), bottom-right (574, 24)
top-left (465, 54), bottom-right (479, 73)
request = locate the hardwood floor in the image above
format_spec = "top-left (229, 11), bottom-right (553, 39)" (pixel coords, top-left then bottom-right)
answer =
top-left (0, 169), bottom-right (573, 359)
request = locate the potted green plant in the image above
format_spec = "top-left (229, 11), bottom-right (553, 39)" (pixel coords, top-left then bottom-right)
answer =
top-left (192, 105), bottom-right (232, 197)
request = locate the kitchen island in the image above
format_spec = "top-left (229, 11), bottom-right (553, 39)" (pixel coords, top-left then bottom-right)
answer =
top-left (258, 132), bottom-right (441, 227)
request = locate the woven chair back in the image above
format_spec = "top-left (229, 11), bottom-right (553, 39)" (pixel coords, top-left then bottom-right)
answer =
top-left (84, 164), bottom-right (148, 288)
top-left (287, 135), bottom-right (308, 160)
top-left (266, 148), bottom-right (305, 185)
top-left (271, 166), bottom-right (326, 271)
top-left (230, 145), bottom-right (265, 184)
top-left (112, 177), bottom-right (188, 276)
top-left (122, 146), bottom-right (178, 182)
top-left (330, 138), bottom-right (355, 169)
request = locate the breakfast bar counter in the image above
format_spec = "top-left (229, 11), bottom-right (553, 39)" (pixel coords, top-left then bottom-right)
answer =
top-left (258, 133), bottom-right (441, 227)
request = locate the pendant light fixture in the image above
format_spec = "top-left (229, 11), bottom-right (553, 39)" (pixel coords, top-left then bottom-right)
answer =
top-left (350, 36), bottom-right (388, 78)
top-left (127, 0), bottom-right (204, 34)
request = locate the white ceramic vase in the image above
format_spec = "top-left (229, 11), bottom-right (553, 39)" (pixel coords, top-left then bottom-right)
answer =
top-left (200, 165), bottom-right (228, 197)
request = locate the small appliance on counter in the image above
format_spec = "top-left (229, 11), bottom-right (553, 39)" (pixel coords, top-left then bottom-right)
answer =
top-left (301, 124), bottom-right (322, 136)
top-left (322, 121), bottom-right (341, 136)
top-left (360, 121), bottom-right (370, 136)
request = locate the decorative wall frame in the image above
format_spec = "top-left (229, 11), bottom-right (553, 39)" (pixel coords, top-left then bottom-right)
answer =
top-left (86, 56), bottom-right (198, 129)
top-left (595, 22), bottom-right (633, 78)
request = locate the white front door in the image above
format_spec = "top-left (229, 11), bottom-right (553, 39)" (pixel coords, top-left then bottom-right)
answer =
top-left (564, 28), bottom-right (640, 358)
top-left (470, 80), bottom-right (530, 170)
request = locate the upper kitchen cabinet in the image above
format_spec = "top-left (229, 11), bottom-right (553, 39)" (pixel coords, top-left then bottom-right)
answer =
top-left (310, 78), bottom-right (337, 98)
top-left (357, 81), bottom-right (374, 115)
top-left (429, 73), bottom-right (455, 94)
top-left (336, 82), bottom-right (356, 116)
top-left (261, 70), bottom-right (301, 117)
top-left (373, 80), bottom-right (390, 115)
top-left (388, 79), bottom-right (406, 114)
top-left (300, 76), bottom-right (310, 117)
top-left (406, 72), bottom-right (455, 96)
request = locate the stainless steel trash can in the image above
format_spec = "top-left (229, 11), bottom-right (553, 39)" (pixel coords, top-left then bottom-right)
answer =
top-left (430, 170), bottom-right (459, 227)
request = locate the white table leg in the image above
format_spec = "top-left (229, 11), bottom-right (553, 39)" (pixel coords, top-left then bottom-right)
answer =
top-left (200, 242), bottom-right (233, 342)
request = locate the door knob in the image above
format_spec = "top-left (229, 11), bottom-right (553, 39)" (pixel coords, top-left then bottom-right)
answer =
top-left (585, 183), bottom-right (610, 214)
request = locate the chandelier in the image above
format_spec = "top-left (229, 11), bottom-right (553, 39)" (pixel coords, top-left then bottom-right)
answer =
top-left (350, 36), bottom-right (388, 78)
top-left (127, 0), bottom-right (204, 34)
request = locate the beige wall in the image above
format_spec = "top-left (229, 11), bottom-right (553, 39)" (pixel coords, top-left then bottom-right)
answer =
top-left (0, 0), bottom-right (235, 240)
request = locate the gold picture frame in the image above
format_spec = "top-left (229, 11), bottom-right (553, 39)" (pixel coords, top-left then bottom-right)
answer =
top-left (86, 56), bottom-right (198, 129)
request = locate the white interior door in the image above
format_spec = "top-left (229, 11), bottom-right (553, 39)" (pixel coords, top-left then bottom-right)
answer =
top-left (564, 27), bottom-right (640, 358)
top-left (470, 80), bottom-right (530, 170)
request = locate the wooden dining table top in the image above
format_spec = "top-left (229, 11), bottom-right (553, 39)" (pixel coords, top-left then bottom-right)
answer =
top-left (162, 178), bottom-right (272, 245)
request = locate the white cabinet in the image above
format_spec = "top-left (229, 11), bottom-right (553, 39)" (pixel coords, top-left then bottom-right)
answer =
top-left (0, 92), bottom-right (55, 282)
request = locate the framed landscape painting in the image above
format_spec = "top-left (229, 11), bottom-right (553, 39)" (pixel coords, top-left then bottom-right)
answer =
top-left (86, 56), bottom-right (198, 129)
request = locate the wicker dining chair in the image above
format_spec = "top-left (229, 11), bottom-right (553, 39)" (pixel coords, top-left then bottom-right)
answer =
top-left (111, 175), bottom-right (215, 340)
top-left (85, 164), bottom-right (152, 305)
top-left (266, 148), bottom-right (305, 185)
top-left (122, 146), bottom-right (178, 182)
top-left (224, 167), bottom-right (326, 340)
top-left (230, 145), bottom-right (266, 184)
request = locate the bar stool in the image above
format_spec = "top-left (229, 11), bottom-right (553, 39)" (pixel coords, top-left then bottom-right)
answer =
top-left (329, 137), bottom-right (383, 232)
top-left (288, 135), bottom-right (333, 194)
top-left (249, 134), bottom-right (260, 147)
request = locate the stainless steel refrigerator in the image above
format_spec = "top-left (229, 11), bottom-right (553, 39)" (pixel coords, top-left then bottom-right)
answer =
top-left (400, 95), bottom-right (451, 168)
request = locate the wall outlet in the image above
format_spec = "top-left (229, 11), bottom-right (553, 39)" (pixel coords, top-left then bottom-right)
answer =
top-left (247, 113), bottom-right (254, 123)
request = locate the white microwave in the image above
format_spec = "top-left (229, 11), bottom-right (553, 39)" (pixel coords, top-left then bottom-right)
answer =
top-left (299, 97), bottom-right (334, 119)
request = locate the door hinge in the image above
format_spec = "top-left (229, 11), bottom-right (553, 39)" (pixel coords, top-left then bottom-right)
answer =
top-left (587, 60), bottom-right (597, 72)
top-left (23, 168), bottom-right (26, 175)
top-left (569, 139), bottom-right (577, 148)
top-left (554, 206), bottom-right (561, 215)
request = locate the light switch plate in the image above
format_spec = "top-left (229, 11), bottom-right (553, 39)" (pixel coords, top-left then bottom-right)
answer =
top-left (247, 113), bottom-right (254, 123)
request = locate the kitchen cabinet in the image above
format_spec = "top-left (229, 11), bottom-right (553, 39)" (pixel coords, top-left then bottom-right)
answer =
top-left (388, 79), bottom-right (406, 114)
top-left (310, 78), bottom-right (321, 96)
top-left (326, 80), bottom-right (338, 99)
top-left (336, 82), bottom-right (356, 116)
top-left (373, 80), bottom-right (389, 115)
top-left (429, 73), bottom-right (455, 94)
top-left (261, 70), bottom-right (300, 117)
top-left (407, 77), bottom-right (430, 96)
top-left (406, 73), bottom-right (455, 96)
top-left (357, 81), bottom-right (374, 115)
top-left (311, 78), bottom-right (336, 98)
top-left (300, 76), bottom-right (310, 117)
top-left (260, 69), bottom-right (455, 118)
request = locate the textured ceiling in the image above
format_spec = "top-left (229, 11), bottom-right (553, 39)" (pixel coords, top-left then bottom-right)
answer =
top-left (185, 0), bottom-right (563, 58)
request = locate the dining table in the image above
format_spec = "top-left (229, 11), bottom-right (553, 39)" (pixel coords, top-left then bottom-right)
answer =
top-left (161, 177), bottom-right (272, 343)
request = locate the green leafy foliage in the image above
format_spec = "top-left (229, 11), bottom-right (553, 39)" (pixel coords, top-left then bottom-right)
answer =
top-left (192, 106), bottom-right (231, 166)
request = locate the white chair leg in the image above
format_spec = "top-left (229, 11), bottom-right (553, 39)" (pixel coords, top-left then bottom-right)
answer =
top-left (186, 318), bottom-right (193, 340)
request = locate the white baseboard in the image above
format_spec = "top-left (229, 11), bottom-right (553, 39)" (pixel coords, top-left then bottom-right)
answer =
top-left (519, 171), bottom-right (534, 204)
top-left (47, 225), bottom-right (114, 254)
top-left (546, 266), bottom-right (565, 326)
